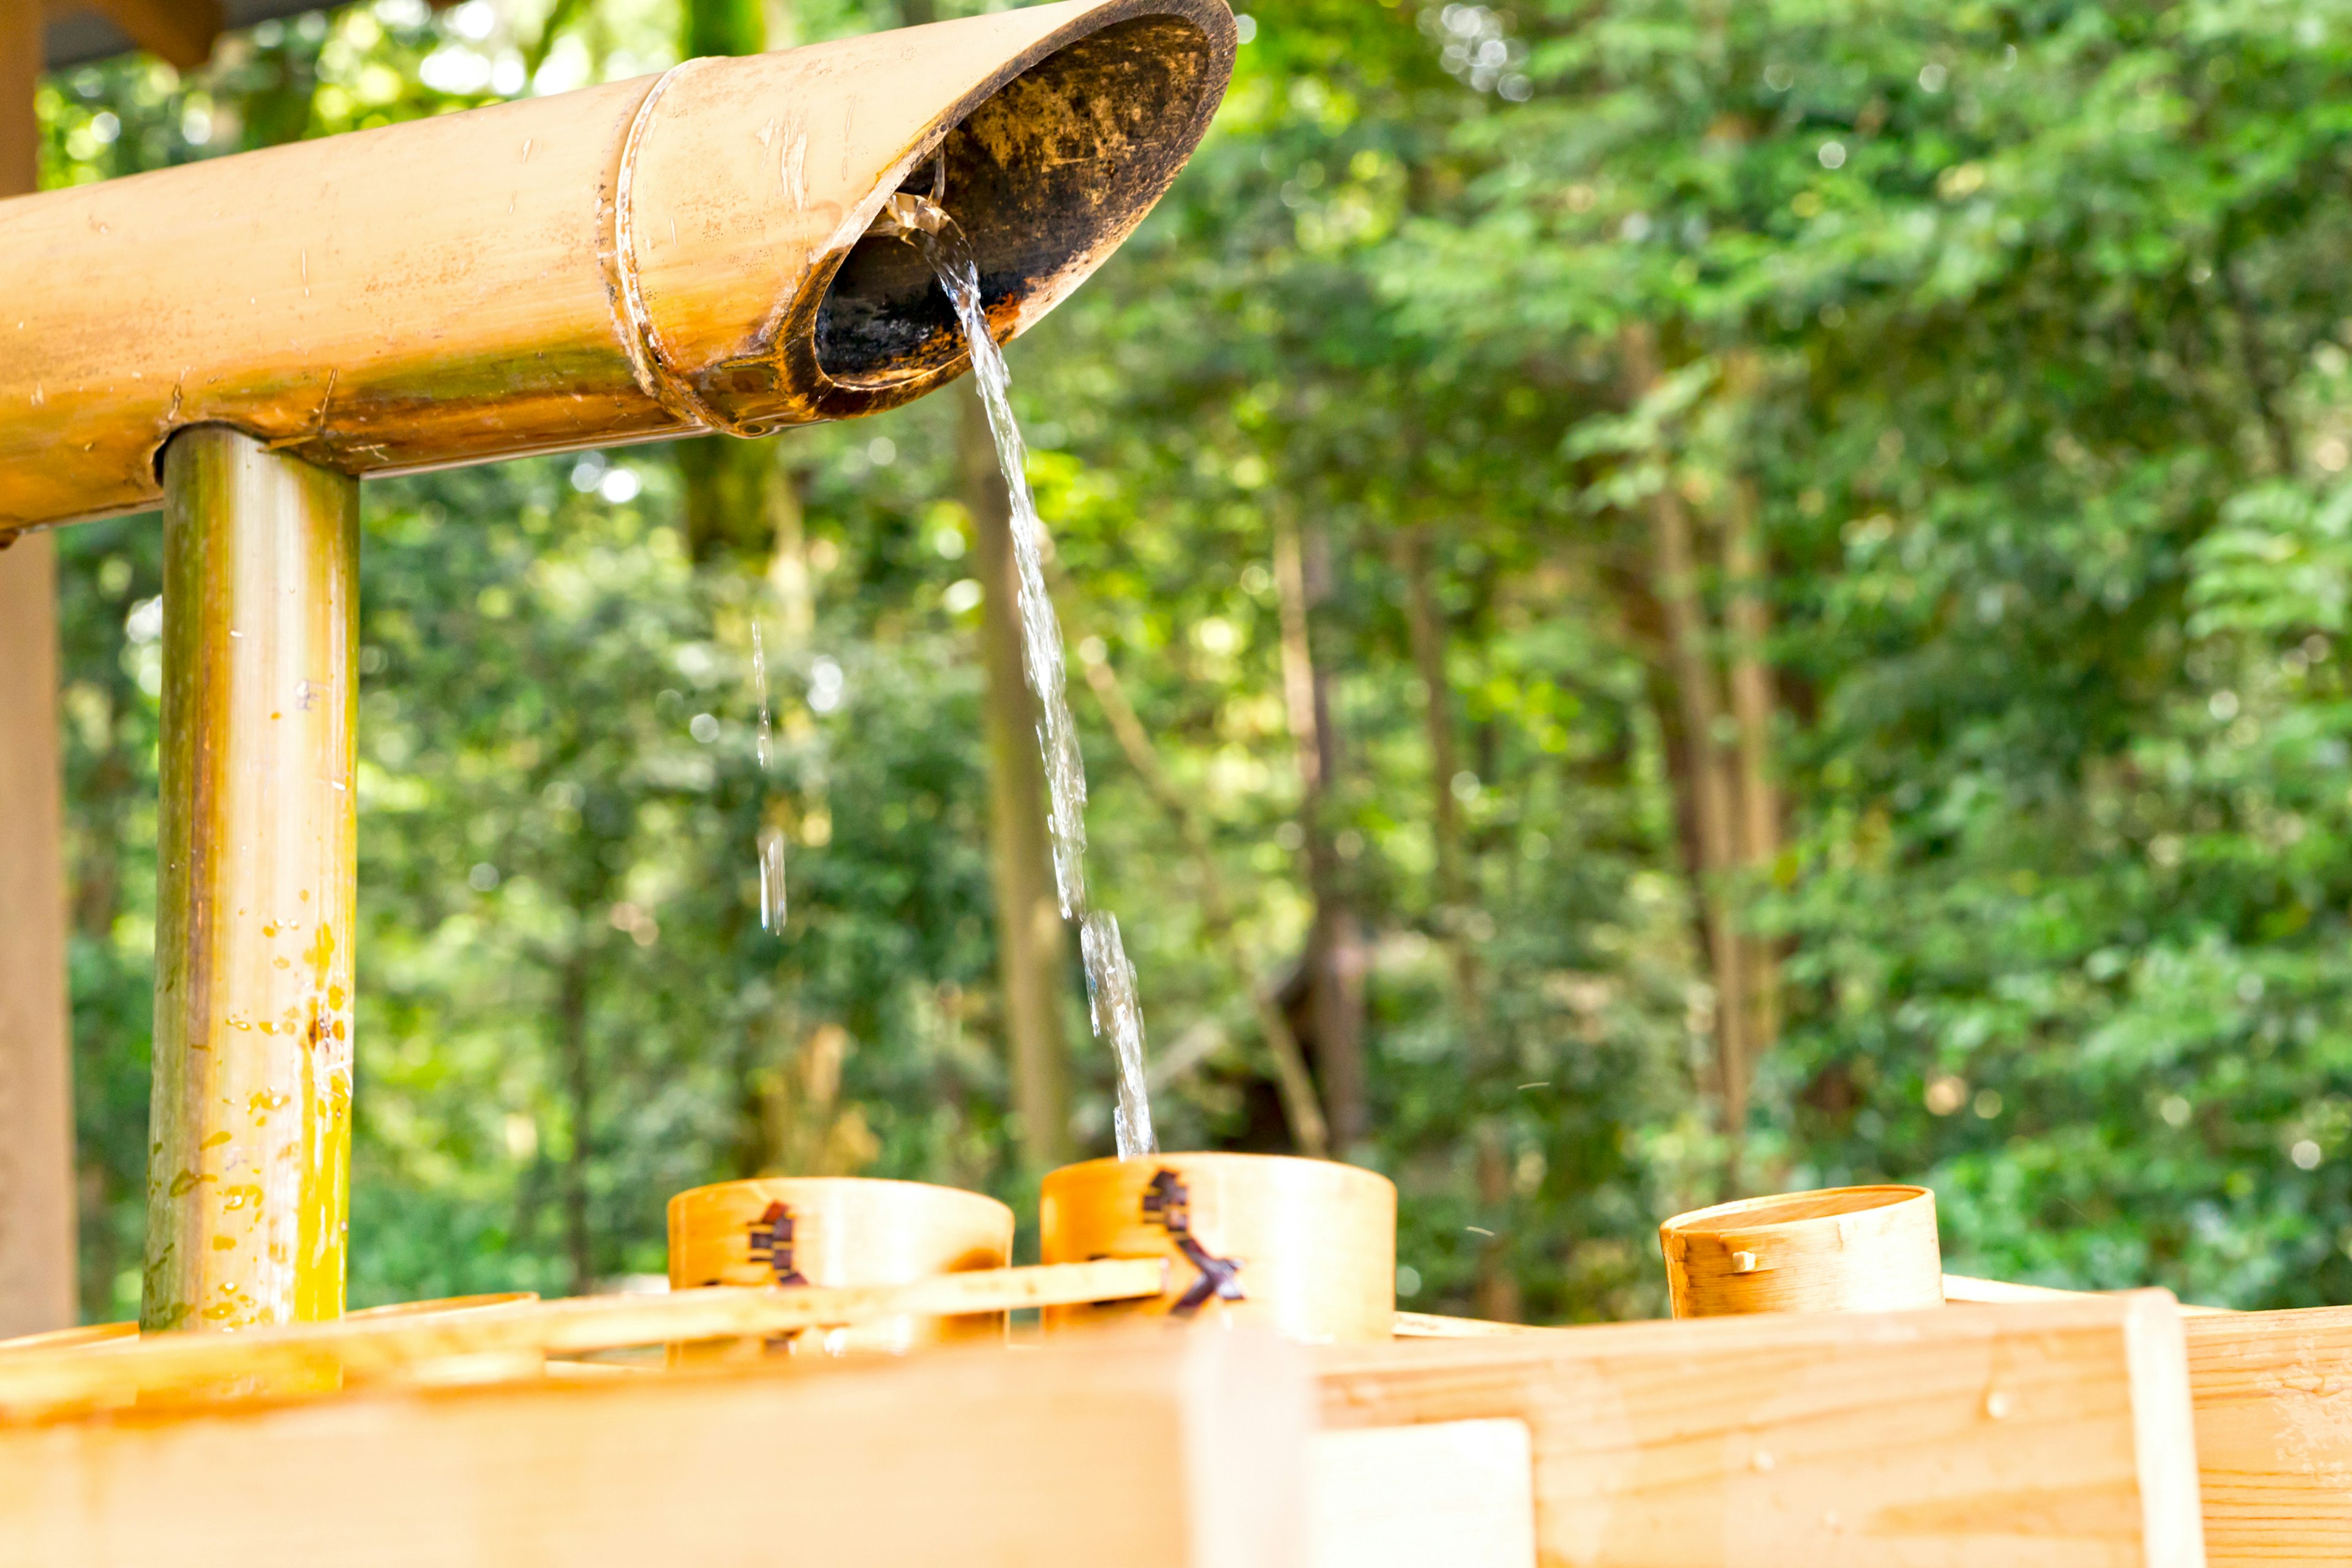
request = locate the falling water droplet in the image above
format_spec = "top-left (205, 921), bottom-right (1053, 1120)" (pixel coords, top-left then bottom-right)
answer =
top-left (758, 825), bottom-right (787, 933)
top-left (752, 622), bottom-right (783, 933)
top-left (752, 622), bottom-right (774, 773)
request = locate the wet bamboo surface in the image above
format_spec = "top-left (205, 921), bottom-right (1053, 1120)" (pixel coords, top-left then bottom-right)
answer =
top-left (0, 1258), bottom-right (1167, 1420)
top-left (143, 429), bottom-right (356, 1335)
top-left (0, 0), bottom-right (1235, 532)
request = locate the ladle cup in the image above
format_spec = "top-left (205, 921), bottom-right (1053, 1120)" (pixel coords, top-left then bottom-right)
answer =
top-left (1039, 1152), bottom-right (1395, 1343)
top-left (668, 1176), bottom-right (1014, 1359)
top-left (1659, 1183), bottom-right (1942, 1317)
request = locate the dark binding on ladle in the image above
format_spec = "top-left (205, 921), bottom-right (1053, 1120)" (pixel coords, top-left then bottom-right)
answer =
top-left (1141, 1169), bottom-right (1244, 1317)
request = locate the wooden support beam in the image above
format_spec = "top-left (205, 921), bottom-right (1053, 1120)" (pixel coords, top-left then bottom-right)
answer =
top-left (1317, 1292), bottom-right (2207, 1568)
top-left (0, 1258), bottom-right (1169, 1419)
top-left (2186, 1305), bottom-right (2352, 1567)
top-left (0, 1327), bottom-right (1310, 1568)
top-left (86, 0), bottom-right (222, 71)
top-left (0, 0), bottom-right (76, 1348)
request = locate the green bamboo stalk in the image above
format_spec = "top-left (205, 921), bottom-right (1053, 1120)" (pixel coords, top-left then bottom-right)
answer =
top-left (143, 428), bottom-right (358, 1332)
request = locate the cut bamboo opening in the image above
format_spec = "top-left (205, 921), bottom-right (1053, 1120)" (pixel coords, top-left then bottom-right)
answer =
top-left (1659, 1184), bottom-right (1943, 1318)
top-left (0, 0), bottom-right (1236, 533)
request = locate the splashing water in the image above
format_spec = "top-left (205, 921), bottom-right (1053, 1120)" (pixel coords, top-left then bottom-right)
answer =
top-left (753, 624), bottom-right (774, 771)
top-left (752, 623), bottom-right (786, 933)
top-left (911, 206), bottom-right (1156, 1157)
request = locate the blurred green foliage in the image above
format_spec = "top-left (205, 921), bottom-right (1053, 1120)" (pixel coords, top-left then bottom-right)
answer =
top-left (42, 0), bottom-right (2352, 1321)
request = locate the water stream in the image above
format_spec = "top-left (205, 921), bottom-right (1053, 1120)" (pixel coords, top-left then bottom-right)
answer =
top-left (752, 624), bottom-right (787, 933)
top-left (911, 209), bottom-right (1156, 1158)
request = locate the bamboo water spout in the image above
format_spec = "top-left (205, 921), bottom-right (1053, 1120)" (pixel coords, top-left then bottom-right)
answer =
top-left (0, 0), bottom-right (1235, 532)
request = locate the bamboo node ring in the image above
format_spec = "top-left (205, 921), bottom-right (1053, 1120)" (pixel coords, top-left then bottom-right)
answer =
top-left (611, 58), bottom-right (760, 440)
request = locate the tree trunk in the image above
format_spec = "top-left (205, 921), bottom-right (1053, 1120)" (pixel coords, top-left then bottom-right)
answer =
top-left (766, 456), bottom-right (813, 650)
top-left (1071, 634), bottom-right (1329, 1155)
top-left (1396, 526), bottom-right (1482, 1018)
top-left (961, 383), bottom-right (1072, 1171)
top-left (1399, 527), bottom-right (1521, 1311)
top-left (1621, 328), bottom-right (1751, 1183)
top-left (1274, 510), bottom-right (1368, 1151)
top-left (1472, 1121), bottom-right (1522, 1324)
top-left (557, 944), bottom-right (595, 1297)
top-left (1721, 474), bottom-right (1782, 1063)
top-left (0, 4), bottom-right (74, 1338)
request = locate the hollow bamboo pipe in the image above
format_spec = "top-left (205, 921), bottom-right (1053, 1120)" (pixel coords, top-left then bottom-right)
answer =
top-left (0, 0), bottom-right (1235, 533)
top-left (668, 1177), bottom-right (1014, 1357)
top-left (1039, 1153), bottom-right (1396, 1343)
top-left (1659, 1185), bottom-right (1943, 1318)
top-left (142, 429), bottom-right (356, 1335)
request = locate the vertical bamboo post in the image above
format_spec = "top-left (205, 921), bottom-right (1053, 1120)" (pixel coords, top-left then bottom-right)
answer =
top-left (142, 428), bottom-right (358, 1333)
